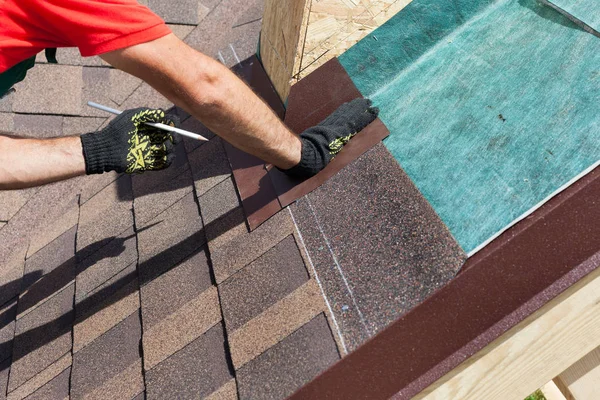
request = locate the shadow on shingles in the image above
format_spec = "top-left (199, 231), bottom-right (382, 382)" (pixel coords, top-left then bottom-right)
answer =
top-left (521, 0), bottom-right (585, 31)
top-left (0, 204), bottom-right (244, 367)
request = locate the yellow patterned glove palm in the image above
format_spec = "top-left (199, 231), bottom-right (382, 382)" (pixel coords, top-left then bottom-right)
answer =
top-left (81, 107), bottom-right (180, 175)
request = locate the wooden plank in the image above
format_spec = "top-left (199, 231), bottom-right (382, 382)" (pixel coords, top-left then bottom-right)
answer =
top-left (412, 264), bottom-right (600, 400)
top-left (298, 0), bottom-right (413, 80)
top-left (554, 347), bottom-right (600, 400)
top-left (541, 381), bottom-right (568, 400)
top-left (260, 0), bottom-right (311, 100)
top-left (260, 0), bottom-right (413, 100)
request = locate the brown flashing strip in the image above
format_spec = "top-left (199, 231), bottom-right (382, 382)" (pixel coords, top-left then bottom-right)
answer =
top-left (289, 165), bottom-right (600, 399)
top-left (226, 56), bottom-right (388, 229)
top-left (268, 119), bottom-right (389, 207)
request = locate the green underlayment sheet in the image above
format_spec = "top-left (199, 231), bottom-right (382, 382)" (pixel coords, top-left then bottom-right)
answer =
top-left (543, 0), bottom-right (600, 36)
top-left (339, 0), bottom-right (600, 255)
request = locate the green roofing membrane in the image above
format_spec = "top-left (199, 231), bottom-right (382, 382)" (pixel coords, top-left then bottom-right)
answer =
top-left (339, 0), bottom-right (600, 254)
top-left (543, 0), bottom-right (600, 35)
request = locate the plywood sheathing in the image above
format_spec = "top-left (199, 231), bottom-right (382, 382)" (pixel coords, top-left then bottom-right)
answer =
top-left (299, 0), bottom-right (412, 80)
top-left (260, 0), bottom-right (312, 100)
top-left (260, 0), bottom-right (413, 101)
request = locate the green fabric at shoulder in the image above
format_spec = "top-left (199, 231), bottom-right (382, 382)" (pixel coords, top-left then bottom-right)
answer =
top-left (0, 56), bottom-right (36, 98)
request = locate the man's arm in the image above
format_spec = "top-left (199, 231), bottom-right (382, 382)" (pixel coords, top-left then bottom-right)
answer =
top-left (0, 135), bottom-right (85, 190)
top-left (0, 108), bottom-right (178, 190)
top-left (100, 33), bottom-right (302, 169)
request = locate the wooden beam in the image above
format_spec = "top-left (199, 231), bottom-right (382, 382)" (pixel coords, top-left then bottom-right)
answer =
top-left (259, 0), bottom-right (311, 101)
top-left (260, 0), bottom-right (413, 101)
top-left (412, 264), bottom-right (600, 400)
top-left (554, 346), bottom-right (600, 399)
top-left (541, 381), bottom-right (568, 400)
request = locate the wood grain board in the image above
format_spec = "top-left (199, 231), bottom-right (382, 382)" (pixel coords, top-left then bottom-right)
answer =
top-left (555, 347), bottom-right (600, 400)
top-left (260, 0), bottom-right (413, 101)
top-left (413, 265), bottom-right (600, 400)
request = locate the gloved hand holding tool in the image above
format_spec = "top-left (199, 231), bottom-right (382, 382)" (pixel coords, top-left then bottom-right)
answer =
top-left (81, 107), bottom-right (181, 174)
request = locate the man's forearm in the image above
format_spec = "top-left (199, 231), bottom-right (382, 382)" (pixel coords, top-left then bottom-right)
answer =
top-left (0, 135), bottom-right (86, 190)
top-left (101, 34), bottom-right (302, 169)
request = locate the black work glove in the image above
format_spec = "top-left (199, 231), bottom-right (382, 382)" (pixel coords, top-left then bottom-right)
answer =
top-left (282, 98), bottom-right (379, 178)
top-left (81, 108), bottom-right (180, 175)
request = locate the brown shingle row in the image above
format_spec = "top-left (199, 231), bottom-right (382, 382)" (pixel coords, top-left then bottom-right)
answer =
top-left (8, 284), bottom-right (74, 395)
top-left (71, 312), bottom-right (144, 400)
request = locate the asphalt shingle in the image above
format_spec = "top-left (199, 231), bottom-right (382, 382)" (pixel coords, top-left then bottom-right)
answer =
top-left (6, 354), bottom-right (71, 400)
top-left (228, 280), bottom-right (325, 369)
top-left (12, 115), bottom-right (63, 138)
top-left (71, 312), bottom-right (143, 400)
top-left (62, 117), bottom-right (106, 135)
top-left (26, 197), bottom-right (79, 259)
top-left (148, 0), bottom-right (210, 24)
top-left (75, 227), bottom-right (137, 303)
top-left (0, 240), bottom-right (27, 307)
top-left (133, 167), bottom-right (194, 228)
top-left (137, 192), bottom-right (206, 284)
top-left (12, 64), bottom-right (82, 115)
top-left (198, 177), bottom-right (240, 227)
top-left (0, 299), bottom-right (17, 363)
top-left (0, 359), bottom-right (9, 400)
top-left (22, 367), bottom-right (70, 400)
top-left (18, 226), bottom-right (76, 317)
top-left (188, 137), bottom-right (230, 197)
top-left (140, 247), bottom-right (213, 330)
top-left (142, 285), bottom-right (221, 370)
top-left (181, 117), bottom-right (215, 153)
top-left (9, 284), bottom-right (74, 392)
top-left (0, 189), bottom-right (36, 222)
top-left (236, 314), bottom-right (340, 400)
top-left (74, 262), bottom-right (139, 353)
top-left (145, 323), bottom-right (233, 400)
top-left (220, 235), bottom-right (309, 331)
top-left (209, 210), bottom-right (294, 283)
top-left (77, 175), bottom-right (133, 260)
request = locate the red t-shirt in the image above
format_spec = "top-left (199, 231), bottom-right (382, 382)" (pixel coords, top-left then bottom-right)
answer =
top-left (0, 0), bottom-right (172, 72)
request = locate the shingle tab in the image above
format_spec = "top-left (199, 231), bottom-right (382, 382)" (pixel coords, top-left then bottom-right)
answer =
top-left (0, 299), bottom-right (17, 363)
top-left (209, 210), bottom-right (294, 283)
top-left (23, 367), bottom-right (70, 400)
top-left (12, 65), bottom-right (82, 115)
top-left (0, 189), bottom-right (36, 222)
top-left (26, 198), bottom-right (79, 259)
top-left (137, 192), bottom-right (206, 284)
top-left (71, 312), bottom-right (142, 400)
top-left (133, 168), bottom-right (194, 228)
top-left (20, 226), bottom-right (77, 315)
top-left (9, 284), bottom-right (74, 392)
top-left (77, 175), bottom-right (133, 260)
top-left (220, 235), bottom-right (309, 331)
top-left (0, 241), bottom-right (27, 316)
top-left (198, 177), bottom-right (240, 227)
top-left (75, 227), bottom-right (137, 303)
top-left (6, 353), bottom-right (71, 400)
top-left (145, 323), bottom-right (233, 400)
top-left (237, 314), bottom-right (339, 400)
top-left (74, 262), bottom-right (139, 353)
top-left (228, 280), bottom-right (325, 369)
top-left (12, 115), bottom-right (63, 139)
top-left (140, 247), bottom-right (212, 330)
top-left (181, 118), bottom-right (215, 153)
top-left (0, 359), bottom-right (9, 400)
top-left (142, 286), bottom-right (221, 370)
top-left (188, 137), bottom-right (230, 197)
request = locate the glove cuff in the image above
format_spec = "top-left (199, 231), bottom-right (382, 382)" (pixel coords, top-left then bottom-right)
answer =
top-left (278, 135), bottom-right (327, 179)
top-left (80, 131), bottom-right (123, 175)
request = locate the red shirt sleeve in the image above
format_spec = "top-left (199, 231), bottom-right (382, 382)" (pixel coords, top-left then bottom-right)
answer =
top-left (0, 0), bottom-right (172, 71)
